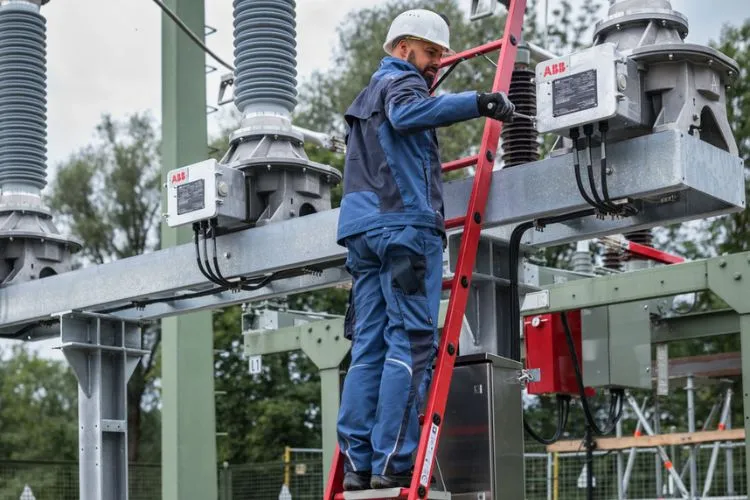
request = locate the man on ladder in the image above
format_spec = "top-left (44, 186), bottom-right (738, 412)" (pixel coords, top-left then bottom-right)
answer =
top-left (335, 9), bottom-right (516, 491)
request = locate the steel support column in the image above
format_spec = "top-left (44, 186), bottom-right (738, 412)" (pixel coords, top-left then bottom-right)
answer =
top-left (60, 313), bottom-right (148, 500)
top-left (161, 0), bottom-right (217, 498)
top-left (740, 314), bottom-right (750, 497)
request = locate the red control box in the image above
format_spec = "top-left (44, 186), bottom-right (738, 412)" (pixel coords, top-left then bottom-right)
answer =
top-left (524, 311), bottom-right (588, 396)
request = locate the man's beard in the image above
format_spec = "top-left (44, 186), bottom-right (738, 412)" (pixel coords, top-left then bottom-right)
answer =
top-left (408, 51), bottom-right (438, 86)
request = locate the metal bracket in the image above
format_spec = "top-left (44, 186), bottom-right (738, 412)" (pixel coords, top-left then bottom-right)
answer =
top-left (518, 368), bottom-right (541, 387)
top-left (217, 72), bottom-right (235, 106)
top-left (470, 0), bottom-right (498, 20)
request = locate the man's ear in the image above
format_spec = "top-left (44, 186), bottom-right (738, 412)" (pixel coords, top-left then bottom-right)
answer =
top-left (395, 39), bottom-right (409, 58)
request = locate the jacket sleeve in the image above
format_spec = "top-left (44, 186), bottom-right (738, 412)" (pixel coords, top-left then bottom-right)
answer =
top-left (384, 72), bottom-right (480, 134)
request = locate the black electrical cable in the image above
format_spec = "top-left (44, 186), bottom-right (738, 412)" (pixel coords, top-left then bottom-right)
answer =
top-left (149, 0), bottom-right (235, 73)
top-left (507, 208), bottom-right (597, 361)
top-left (201, 221), bottom-right (228, 286)
top-left (430, 62), bottom-right (459, 93)
top-left (570, 128), bottom-right (602, 214)
top-left (587, 123), bottom-right (622, 215)
top-left (99, 284), bottom-right (231, 314)
top-left (207, 219), bottom-right (278, 292)
top-left (194, 222), bottom-right (227, 287)
top-left (598, 122), bottom-right (614, 210)
top-left (508, 208), bottom-right (599, 447)
top-left (583, 123), bottom-right (611, 214)
top-left (524, 394), bottom-right (571, 445)
top-left (560, 312), bottom-right (624, 435)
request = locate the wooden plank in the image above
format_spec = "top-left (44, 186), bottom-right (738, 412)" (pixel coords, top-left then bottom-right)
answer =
top-left (546, 428), bottom-right (745, 453)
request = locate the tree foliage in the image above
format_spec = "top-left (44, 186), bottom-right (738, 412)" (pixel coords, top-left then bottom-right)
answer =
top-left (0, 346), bottom-right (78, 460)
top-left (213, 307), bottom-right (323, 463)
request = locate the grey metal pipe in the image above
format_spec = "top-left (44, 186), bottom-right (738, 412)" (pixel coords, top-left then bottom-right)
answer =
top-left (622, 397), bottom-right (649, 498)
top-left (687, 375), bottom-right (697, 498)
top-left (654, 397), bottom-right (663, 497)
top-left (680, 400), bottom-right (720, 481)
top-left (702, 388), bottom-right (733, 497)
top-left (616, 417), bottom-right (624, 500)
top-left (527, 41), bottom-right (559, 62)
top-left (626, 393), bottom-right (690, 498)
top-left (726, 410), bottom-right (735, 495)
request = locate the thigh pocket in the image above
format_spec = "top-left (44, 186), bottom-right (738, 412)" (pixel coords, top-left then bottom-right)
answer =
top-left (394, 291), bottom-right (433, 335)
top-left (391, 254), bottom-right (433, 335)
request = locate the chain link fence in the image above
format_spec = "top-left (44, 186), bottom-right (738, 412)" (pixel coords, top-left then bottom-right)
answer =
top-left (217, 449), bottom-right (324, 500)
top-left (525, 441), bottom-right (747, 500)
top-left (1, 442), bottom-right (745, 499)
top-left (0, 460), bottom-right (160, 500)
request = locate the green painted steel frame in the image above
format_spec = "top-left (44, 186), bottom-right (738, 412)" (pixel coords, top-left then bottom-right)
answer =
top-left (522, 250), bottom-right (750, 492)
top-left (160, 0), bottom-right (217, 498)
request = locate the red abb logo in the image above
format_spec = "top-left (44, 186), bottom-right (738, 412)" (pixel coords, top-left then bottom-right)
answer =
top-left (543, 61), bottom-right (567, 77)
top-left (170, 170), bottom-right (187, 185)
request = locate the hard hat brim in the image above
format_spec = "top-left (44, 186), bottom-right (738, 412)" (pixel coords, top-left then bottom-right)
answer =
top-left (383, 37), bottom-right (455, 57)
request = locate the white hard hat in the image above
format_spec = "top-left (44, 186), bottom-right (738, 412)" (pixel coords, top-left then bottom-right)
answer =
top-left (383, 9), bottom-right (454, 56)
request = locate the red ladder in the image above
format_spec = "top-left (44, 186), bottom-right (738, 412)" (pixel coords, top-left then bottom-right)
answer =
top-left (325, 2), bottom-right (528, 498)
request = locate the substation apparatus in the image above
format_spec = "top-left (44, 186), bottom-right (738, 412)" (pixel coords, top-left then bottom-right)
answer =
top-left (0, 0), bottom-right (80, 285)
top-left (163, 0), bottom-right (343, 292)
top-left (0, 0), bottom-right (745, 498)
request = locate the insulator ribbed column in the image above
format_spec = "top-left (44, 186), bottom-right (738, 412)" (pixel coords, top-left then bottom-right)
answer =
top-left (233, 0), bottom-right (298, 116)
top-left (0, 1), bottom-right (47, 191)
top-left (501, 66), bottom-right (539, 167)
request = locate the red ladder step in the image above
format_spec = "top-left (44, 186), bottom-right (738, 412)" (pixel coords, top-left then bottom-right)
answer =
top-left (441, 155), bottom-right (478, 173)
top-left (444, 216), bottom-right (465, 230)
top-left (334, 488), bottom-right (451, 499)
top-left (439, 39), bottom-right (504, 68)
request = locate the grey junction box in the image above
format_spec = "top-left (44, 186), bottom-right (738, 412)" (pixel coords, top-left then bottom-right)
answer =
top-left (437, 354), bottom-right (525, 499)
top-left (581, 301), bottom-right (653, 389)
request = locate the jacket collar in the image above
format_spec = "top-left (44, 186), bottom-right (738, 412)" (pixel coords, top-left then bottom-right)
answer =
top-left (379, 56), bottom-right (421, 75)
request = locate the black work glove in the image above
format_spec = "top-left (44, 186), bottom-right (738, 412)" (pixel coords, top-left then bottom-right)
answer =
top-left (477, 92), bottom-right (515, 121)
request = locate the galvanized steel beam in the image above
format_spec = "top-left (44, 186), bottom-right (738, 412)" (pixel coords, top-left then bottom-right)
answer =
top-left (0, 132), bottom-right (743, 331)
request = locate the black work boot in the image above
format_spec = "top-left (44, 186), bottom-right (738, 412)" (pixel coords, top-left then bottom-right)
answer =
top-left (370, 472), bottom-right (413, 489)
top-left (371, 470), bottom-right (436, 489)
top-left (343, 471), bottom-right (371, 491)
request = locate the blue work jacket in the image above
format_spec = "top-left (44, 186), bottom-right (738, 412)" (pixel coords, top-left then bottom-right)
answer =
top-left (336, 57), bottom-right (481, 245)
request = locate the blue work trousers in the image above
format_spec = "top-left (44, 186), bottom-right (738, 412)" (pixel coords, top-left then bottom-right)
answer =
top-left (337, 225), bottom-right (443, 476)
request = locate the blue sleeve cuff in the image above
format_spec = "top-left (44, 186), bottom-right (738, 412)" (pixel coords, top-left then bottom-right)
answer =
top-left (451, 91), bottom-right (480, 121)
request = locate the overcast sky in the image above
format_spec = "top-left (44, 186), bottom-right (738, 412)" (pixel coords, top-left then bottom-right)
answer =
top-left (39, 0), bottom-right (749, 182)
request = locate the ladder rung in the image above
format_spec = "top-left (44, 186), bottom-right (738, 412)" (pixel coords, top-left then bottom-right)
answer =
top-left (336, 488), bottom-right (406, 500)
top-left (441, 278), bottom-right (453, 291)
top-left (441, 155), bottom-right (478, 173)
top-left (439, 39), bottom-right (504, 68)
top-left (444, 216), bottom-right (465, 230)
top-left (337, 488), bottom-right (451, 499)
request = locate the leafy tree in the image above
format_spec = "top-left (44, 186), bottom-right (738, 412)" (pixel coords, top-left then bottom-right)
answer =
top-left (0, 345), bottom-right (79, 498)
top-left (48, 113), bottom-right (162, 462)
top-left (0, 345), bottom-right (78, 460)
top-left (213, 306), bottom-right (323, 463)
